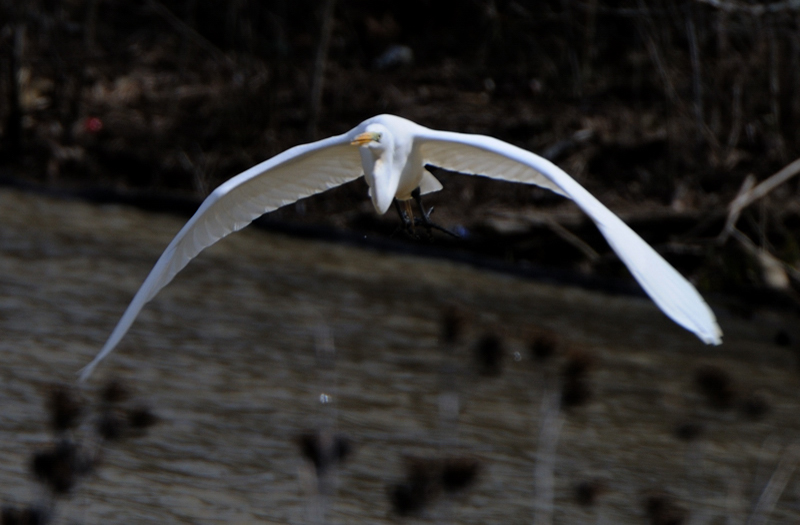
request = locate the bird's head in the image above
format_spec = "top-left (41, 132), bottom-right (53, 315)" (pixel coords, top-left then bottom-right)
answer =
top-left (351, 123), bottom-right (397, 214)
top-left (350, 130), bottom-right (383, 148)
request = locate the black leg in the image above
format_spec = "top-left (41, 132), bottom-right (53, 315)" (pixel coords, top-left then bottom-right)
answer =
top-left (392, 199), bottom-right (419, 238)
top-left (393, 199), bottom-right (410, 226)
top-left (411, 188), bottom-right (460, 238)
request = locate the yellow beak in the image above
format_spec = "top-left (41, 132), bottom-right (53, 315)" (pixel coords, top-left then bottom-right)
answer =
top-left (350, 132), bottom-right (379, 146)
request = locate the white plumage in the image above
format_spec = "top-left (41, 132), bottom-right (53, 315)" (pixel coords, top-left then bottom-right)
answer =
top-left (79, 114), bottom-right (722, 381)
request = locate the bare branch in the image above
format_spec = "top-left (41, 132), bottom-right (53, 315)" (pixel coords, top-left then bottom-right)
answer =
top-left (546, 217), bottom-right (600, 262)
top-left (747, 443), bottom-right (800, 525)
top-left (533, 388), bottom-right (564, 525)
top-left (636, 0), bottom-right (679, 104)
top-left (730, 229), bottom-right (795, 288)
top-left (695, 0), bottom-right (800, 15)
top-left (719, 158), bottom-right (800, 242)
top-left (145, 0), bottom-right (233, 68)
top-left (307, 0), bottom-right (338, 140)
top-left (718, 174), bottom-right (756, 243)
top-left (726, 75), bottom-right (744, 151)
top-left (687, 9), bottom-right (705, 144)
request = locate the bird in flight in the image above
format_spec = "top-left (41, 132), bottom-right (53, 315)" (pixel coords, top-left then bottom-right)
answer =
top-left (79, 114), bottom-right (722, 381)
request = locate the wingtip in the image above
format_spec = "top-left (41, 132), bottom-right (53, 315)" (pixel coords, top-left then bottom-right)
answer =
top-left (698, 323), bottom-right (723, 346)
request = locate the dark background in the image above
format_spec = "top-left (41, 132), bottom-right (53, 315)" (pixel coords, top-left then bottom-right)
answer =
top-left (2, 0), bottom-right (799, 300)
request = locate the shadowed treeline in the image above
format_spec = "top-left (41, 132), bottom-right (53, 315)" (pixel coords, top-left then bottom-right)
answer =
top-left (2, 0), bottom-right (800, 300)
top-left (2, 1), bottom-right (799, 190)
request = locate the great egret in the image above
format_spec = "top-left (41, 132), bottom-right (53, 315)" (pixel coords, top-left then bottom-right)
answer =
top-left (79, 114), bottom-right (722, 381)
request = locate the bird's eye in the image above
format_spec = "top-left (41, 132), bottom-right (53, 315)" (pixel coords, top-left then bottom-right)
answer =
top-left (373, 132), bottom-right (382, 142)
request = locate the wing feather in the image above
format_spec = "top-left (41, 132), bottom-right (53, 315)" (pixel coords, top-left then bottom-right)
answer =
top-left (419, 132), bottom-right (567, 197)
top-left (417, 129), bottom-right (722, 345)
top-left (80, 133), bottom-right (363, 381)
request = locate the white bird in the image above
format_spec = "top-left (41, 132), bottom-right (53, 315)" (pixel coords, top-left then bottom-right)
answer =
top-left (79, 114), bottom-right (722, 381)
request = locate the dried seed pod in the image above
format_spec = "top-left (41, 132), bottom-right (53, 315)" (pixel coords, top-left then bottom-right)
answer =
top-left (574, 479), bottom-right (605, 506)
top-left (475, 333), bottom-right (503, 376)
top-left (127, 405), bottom-right (159, 431)
top-left (294, 430), bottom-right (352, 476)
top-left (99, 379), bottom-right (130, 405)
top-left (530, 331), bottom-right (559, 362)
top-left (46, 385), bottom-right (83, 433)
top-left (674, 422), bottom-right (704, 442)
top-left (441, 456), bottom-right (480, 492)
top-left (695, 365), bottom-right (735, 410)
top-left (31, 440), bottom-right (92, 495)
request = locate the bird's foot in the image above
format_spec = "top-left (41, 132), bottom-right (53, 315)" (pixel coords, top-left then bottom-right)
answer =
top-left (392, 194), bottom-right (460, 240)
top-left (390, 222), bottom-right (419, 240)
top-left (413, 205), bottom-right (460, 239)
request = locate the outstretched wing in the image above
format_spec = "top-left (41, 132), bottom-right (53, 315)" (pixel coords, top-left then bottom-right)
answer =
top-left (416, 128), bottom-right (722, 346)
top-left (80, 133), bottom-right (363, 381)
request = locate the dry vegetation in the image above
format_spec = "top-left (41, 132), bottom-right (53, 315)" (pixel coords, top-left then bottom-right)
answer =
top-left (2, 0), bottom-right (800, 297)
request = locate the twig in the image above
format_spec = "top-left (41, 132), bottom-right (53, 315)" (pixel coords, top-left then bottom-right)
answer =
top-left (726, 75), bottom-right (744, 151)
top-left (726, 473), bottom-right (746, 525)
top-left (545, 217), bottom-right (600, 262)
top-left (718, 174), bottom-right (757, 243)
top-left (306, 310), bottom-right (340, 524)
top-left (307, 0), bottom-right (337, 140)
top-left (767, 16), bottom-right (786, 160)
top-left (729, 228), bottom-right (800, 286)
top-left (582, 0), bottom-right (599, 81)
top-left (575, 2), bottom-right (665, 16)
top-left (533, 388), bottom-right (564, 525)
top-left (145, 0), bottom-right (233, 67)
top-left (5, 23), bottom-right (24, 160)
top-left (686, 8), bottom-right (704, 144)
top-left (695, 0), bottom-right (800, 15)
top-left (747, 443), bottom-right (800, 525)
top-left (84, 0), bottom-right (99, 52)
top-left (636, 2), bottom-right (679, 104)
top-left (719, 157), bottom-right (800, 242)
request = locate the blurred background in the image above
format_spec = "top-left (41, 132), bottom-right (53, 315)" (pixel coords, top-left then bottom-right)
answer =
top-left (2, 0), bottom-right (800, 294)
top-left (2, 1), bottom-right (800, 524)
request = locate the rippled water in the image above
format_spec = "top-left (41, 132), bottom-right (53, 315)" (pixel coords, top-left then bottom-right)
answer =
top-left (1, 188), bottom-right (799, 524)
